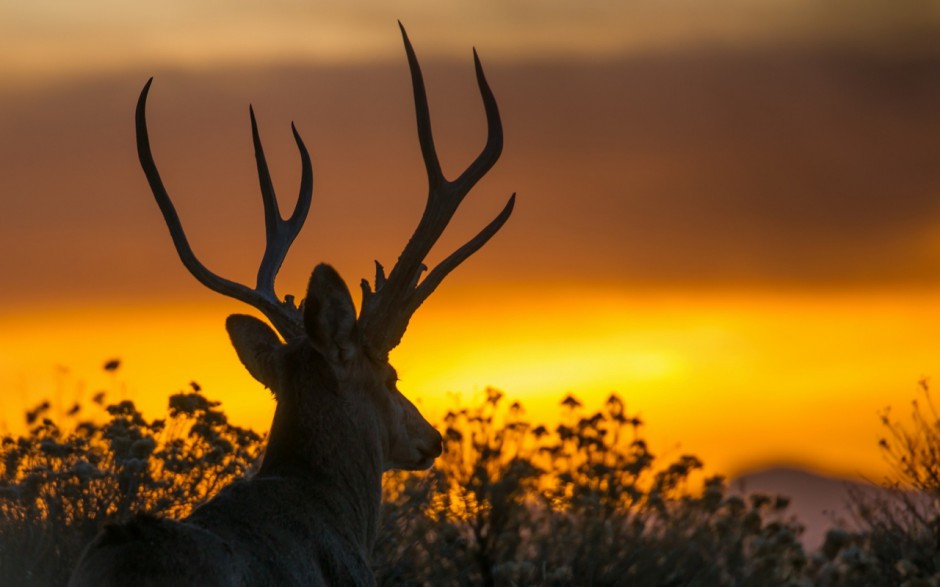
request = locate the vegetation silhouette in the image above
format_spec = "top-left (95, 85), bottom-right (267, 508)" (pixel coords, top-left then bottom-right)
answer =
top-left (0, 379), bottom-right (261, 586)
top-left (4, 364), bottom-right (940, 586)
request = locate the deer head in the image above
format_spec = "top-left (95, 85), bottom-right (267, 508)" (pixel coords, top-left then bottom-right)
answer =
top-left (135, 23), bottom-right (513, 476)
top-left (224, 267), bottom-right (443, 475)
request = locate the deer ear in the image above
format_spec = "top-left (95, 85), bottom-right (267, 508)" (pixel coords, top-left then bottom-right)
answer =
top-left (304, 264), bottom-right (358, 363)
top-left (226, 314), bottom-right (283, 390)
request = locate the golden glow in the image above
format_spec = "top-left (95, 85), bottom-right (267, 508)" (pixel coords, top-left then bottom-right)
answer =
top-left (3, 288), bottom-right (938, 482)
top-left (0, 301), bottom-right (275, 434)
top-left (395, 288), bottom-right (940, 480)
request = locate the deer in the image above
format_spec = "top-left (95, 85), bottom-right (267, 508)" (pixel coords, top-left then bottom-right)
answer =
top-left (69, 24), bottom-right (514, 587)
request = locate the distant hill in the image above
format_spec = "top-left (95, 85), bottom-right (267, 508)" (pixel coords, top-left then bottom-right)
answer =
top-left (730, 466), bottom-right (883, 551)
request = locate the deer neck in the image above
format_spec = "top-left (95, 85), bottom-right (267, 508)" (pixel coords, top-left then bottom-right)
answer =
top-left (258, 396), bottom-right (385, 550)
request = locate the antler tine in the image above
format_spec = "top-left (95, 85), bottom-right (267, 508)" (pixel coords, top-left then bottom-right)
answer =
top-left (251, 108), bottom-right (314, 298)
top-left (136, 78), bottom-right (308, 340)
top-left (455, 48), bottom-right (504, 194)
top-left (399, 21), bottom-right (444, 191)
top-left (358, 26), bottom-right (513, 355)
top-left (413, 193), bottom-right (515, 309)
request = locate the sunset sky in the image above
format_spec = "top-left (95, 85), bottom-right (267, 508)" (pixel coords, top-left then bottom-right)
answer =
top-left (3, 1), bottom-right (940, 481)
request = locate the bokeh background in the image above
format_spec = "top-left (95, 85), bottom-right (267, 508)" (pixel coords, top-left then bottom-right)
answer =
top-left (2, 1), bottom-right (940, 482)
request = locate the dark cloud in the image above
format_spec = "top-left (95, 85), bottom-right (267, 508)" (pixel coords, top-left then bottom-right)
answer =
top-left (500, 49), bottom-right (940, 288)
top-left (2, 47), bottom-right (940, 308)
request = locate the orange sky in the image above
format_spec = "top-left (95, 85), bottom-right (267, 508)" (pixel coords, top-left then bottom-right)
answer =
top-left (3, 1), bottom-right (940, 482)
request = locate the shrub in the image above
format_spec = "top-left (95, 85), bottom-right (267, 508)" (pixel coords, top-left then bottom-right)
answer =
top-left (374, 389), bottom-right (808, 586)
top-left (831, 380), bottom-right (940, 587)
top-left (0, 376), bottom-right (262, 587)
top-left (0, 372), bottom-right (811, 586)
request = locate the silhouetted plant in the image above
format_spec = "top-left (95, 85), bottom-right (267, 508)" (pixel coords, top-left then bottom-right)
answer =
top-left (826, 379), bottom-right (940, 587)
top-left (15, 371), bottom-right (932, 586)
top-left (374, 389), bottom-right (808, 586)
top-left (0, 364), bottom-right (262, 587)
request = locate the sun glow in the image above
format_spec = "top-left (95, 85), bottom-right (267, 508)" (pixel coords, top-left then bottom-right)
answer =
top-left (394, 287), bottom-right (940, 479)
top-left (3, 287), bottom-right (928, 481)
top-left (0, 288), bottom-right (940, 477)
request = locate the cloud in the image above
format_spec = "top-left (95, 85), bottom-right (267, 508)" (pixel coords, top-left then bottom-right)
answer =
top-left (3, 1), bottom-right (940, 84)
top-left (2, 45), bottom-right (940, 309)
top-left (498, 49), bottom-right (940, 288)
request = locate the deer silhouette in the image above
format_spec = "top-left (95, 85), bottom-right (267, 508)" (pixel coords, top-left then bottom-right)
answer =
top-left (69, 24), bottom-right (513, 587)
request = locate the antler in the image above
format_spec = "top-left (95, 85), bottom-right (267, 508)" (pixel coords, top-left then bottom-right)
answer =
top-left (358, 24), bottom-right (515, 357)
top-left (136, 78), bottom-right (313, 341)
